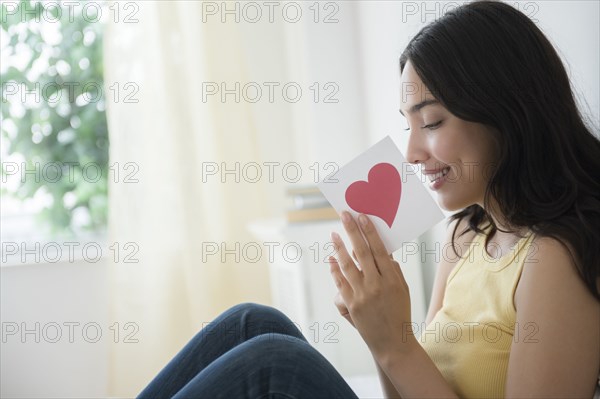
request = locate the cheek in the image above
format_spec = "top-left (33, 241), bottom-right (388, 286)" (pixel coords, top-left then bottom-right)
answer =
top-left (430, 131), bottom-right (487, 186)
top-left (432, 126), bottom-right (487, 168)
top-left (429, 135), bottom-right (461, 165)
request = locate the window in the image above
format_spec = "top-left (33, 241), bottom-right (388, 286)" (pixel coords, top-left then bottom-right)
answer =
top-left (1, 1), bottom-right (109, 262)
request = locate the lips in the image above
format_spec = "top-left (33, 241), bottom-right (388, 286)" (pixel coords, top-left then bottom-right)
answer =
top-left (426, 166), bottom-right (450, 182)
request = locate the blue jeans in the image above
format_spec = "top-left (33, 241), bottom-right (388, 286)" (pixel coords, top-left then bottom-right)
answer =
top-left (137, 302), bottom-right (360, 399)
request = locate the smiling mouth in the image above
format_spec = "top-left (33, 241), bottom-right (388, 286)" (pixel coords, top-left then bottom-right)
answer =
top-left (427, 167), bottom-right (450, 182)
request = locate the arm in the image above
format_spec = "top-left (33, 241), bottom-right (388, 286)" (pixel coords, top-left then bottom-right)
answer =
top-left (373, 353), bottom-right (402, 399)
top-left (505, 237), bottom-right (600, 397)
top-left (376, 338), bottom-right (459, 398)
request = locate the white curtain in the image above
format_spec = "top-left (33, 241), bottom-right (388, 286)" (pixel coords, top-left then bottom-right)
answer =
top-left (103, 2), bottom-right (314, 396)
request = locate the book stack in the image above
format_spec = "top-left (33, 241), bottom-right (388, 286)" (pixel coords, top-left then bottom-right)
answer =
top-left (285, 185), bottom-right (339, 223)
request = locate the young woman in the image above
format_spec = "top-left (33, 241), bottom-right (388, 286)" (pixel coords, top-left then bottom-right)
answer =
top-left (138, 1), bottom-right (600, 397)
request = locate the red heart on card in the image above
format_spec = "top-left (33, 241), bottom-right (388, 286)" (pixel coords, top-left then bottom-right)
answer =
top-left (345, 163), bottom-right (401, 228)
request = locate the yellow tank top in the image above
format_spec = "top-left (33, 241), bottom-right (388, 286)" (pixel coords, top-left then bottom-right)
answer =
top-left (418, 224), bottom-right (537, 398)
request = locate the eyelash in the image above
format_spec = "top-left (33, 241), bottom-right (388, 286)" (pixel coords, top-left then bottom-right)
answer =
top-left (404, 121), bottom-right (442, 131)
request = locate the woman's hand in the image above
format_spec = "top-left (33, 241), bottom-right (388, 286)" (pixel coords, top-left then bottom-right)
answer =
top-left (328, 211), bottom-right (416, 362)
top-left (333, 291), bottom-right (355, 328)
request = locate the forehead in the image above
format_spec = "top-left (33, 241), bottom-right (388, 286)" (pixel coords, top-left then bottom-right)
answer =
top-left (400, 61), bottom-right (437, 107)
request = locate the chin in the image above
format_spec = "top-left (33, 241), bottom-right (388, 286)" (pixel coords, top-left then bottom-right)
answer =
top-left (438, 202), bottom-right (457, 212)
top-left (437, 195), bottom-right (470, 212)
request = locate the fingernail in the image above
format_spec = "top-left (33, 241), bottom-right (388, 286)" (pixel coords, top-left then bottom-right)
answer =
top-left (359, 214), bottom-right (368, 227)
top-left (341, 211), bottom-right (351, 223)
top-left (331, 231), bottom-right (340, 241)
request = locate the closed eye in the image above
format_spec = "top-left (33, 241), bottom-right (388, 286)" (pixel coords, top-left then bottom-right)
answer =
top-left (423, 121), bottom-right (442, 130)
top-left (404, 120), bottom-right (442, 131)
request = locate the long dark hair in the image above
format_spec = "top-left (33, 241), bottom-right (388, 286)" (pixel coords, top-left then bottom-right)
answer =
top-left (399, 0), bottom-right (600, 300)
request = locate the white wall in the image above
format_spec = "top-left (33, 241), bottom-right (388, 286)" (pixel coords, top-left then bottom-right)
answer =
top-left (536, 1), bottom-right (600, 131)
top-left (1, 260), bottom-right (109, 398)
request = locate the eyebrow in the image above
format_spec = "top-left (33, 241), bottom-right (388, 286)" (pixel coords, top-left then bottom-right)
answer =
top-left (398, 99), bottom-right (440, 116)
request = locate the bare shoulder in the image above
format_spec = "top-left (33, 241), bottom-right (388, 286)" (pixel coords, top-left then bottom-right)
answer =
top-left (507, 235), bottom-right (600, 397)
top-left (515, 235), bottom-right (598, 309)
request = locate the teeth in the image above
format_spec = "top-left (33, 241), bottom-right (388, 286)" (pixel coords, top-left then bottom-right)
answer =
top-left (428, 167), bottom-right (449, 182)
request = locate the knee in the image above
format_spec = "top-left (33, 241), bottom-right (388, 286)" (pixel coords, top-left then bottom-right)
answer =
top-left (230, 302), bottom-right (295, 326)
top-left (244, 333), bottom-right (315, 366)
top-left (227, 302), bottom-right (305, 340)
top-left (229, 301), bottom-right (273, 315)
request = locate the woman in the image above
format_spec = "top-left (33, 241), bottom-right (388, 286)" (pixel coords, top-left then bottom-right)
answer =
top-left (138, 1), bottom-right (600, 397)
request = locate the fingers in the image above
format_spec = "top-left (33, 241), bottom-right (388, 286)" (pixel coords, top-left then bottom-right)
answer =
top-left (330, 232), bottom-right (362, 289)
top-left (355, 213), bottom-right (393, 277)
top-left (333, 291), bottom-right (355, 327)
top-left (328, 256), bottom-right (353, 301)
top-left (352, 250), bottom-right (363, 271)
top-left (340, 211), bottom-right (379, 280)
top-left (333, 291), bottom-right (349, 317)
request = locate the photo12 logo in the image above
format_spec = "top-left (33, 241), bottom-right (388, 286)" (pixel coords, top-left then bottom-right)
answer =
top-left (200, 161), bottom-right (339, 184)
top-left (1, 241), bottom-right (140, 264)
top-left (201, 319), bottom-right (340, 344)
top-left (201, 82), bottom-right (339, 104)
top-left (400, 1), bottom-right (539, 24)
top-left (1, 1), bottom-right (140, 24)
top-left (201, 2), bottom-right (340, 24)
top-left (2, 321), bottom-right (140, 344)
top-left (2, 81), bottom-right (139, 105)
top-left (1, 161), bottom-right (140, 184)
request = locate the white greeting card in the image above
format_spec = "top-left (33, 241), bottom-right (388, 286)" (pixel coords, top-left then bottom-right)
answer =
top-left (317, 135), bottom-right (445, 254)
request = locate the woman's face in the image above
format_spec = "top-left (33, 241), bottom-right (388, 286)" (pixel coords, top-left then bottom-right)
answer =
top-left (400, 60), bottom-right (500, 211)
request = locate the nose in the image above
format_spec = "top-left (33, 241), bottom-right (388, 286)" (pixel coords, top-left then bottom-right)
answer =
top-left (405, 128), bottom-right (429, 166)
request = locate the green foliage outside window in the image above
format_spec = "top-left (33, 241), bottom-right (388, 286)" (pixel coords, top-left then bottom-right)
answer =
top-left (1, 0), bottom-right (109, 235)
